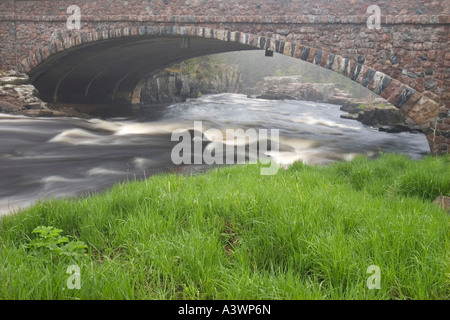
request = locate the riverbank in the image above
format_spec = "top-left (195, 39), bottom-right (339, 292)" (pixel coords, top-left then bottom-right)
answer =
top-left (0, 153), bottom-right (448, 300)
top-left (248, 75), bottom-right (425, 134)
top-left (0, 70), bottom-right (422, 135)
top-left (0, 70), bottom-right (91, 118)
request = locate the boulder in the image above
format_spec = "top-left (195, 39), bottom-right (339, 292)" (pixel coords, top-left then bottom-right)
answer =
top-left (0, 100), bottom-right (22, 113)
top-left (339, 104), bottom-right (362, 114)
top-left (340, 113), bottom-right (359, 120)
top-left (0, 71), bottom-right (29, 86)
top-left (0, 70), bottom-right (76, 117)
top-left (358, 108), bottom-right (405, 127)
top-left (140, 64), bottom-right (243, 104)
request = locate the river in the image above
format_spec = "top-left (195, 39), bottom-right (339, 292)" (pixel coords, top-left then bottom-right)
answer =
top-left (0, 93), bottom-right (429, 215)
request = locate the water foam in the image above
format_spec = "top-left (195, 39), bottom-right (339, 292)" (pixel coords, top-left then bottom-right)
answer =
top-left (49, 128), bottom-right (107, 145)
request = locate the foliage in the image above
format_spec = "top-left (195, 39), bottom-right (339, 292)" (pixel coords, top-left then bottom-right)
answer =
top-left (25, 226), bottom-right (87, 259)
top-left (168, 56), bottom-right (218, 81)
top-left (0, 154), bottom-right (448, 299)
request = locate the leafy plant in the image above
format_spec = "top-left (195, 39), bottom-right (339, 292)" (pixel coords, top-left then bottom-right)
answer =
top-left (26, 226), bottom-right (87, 259)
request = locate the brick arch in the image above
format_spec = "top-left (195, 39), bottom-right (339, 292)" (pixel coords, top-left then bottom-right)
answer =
top-left (22, 25), bottom-right (439, 153)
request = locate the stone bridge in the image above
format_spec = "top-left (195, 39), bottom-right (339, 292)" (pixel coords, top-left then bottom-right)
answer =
top-left (0, 0), bottom-right (449, 154)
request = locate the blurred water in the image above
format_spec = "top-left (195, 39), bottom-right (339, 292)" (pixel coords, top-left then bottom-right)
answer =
top-left (0, 93), bottom-right (429, 215)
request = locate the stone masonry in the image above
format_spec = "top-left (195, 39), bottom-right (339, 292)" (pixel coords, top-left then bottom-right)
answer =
top-left (0, 0), bottom-right (449, 154)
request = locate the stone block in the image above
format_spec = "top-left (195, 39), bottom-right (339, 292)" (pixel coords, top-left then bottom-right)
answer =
top-left (405, 96), bottom-right (440, 126)
top-left (380, 79), bottom-right (400, 100)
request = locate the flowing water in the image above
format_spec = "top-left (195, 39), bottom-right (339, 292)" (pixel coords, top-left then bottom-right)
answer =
top-left (0, 93), bottom-right (429, 215)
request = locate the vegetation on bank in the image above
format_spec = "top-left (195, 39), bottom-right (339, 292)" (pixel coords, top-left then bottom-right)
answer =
top-left (164, 55), bottom-right (223, 83)
top-left (0, 153), bottom-right (448, 300)
top-left (358, 103), bottom-right (389, 110)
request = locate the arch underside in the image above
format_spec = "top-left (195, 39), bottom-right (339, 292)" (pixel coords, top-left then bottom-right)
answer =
top-left (29, 36), bottom-right (257, 105)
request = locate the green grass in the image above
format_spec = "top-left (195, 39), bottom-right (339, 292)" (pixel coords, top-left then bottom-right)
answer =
top-left (0, 153), bottom-right (449, 300)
